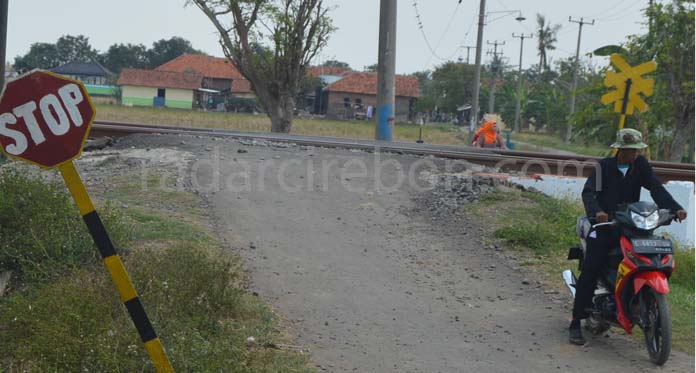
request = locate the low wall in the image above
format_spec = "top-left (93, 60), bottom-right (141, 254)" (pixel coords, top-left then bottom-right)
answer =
top-left (508, 175), bottom-right (695, 247)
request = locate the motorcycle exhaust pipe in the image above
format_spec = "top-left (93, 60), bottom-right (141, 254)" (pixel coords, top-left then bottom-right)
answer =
top-left (562, 269), bottom-right (577, 298)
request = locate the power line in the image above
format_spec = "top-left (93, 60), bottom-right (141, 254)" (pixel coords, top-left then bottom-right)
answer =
top-left (584, 0), bottom-right (632, 18)
top-left (413, 0), bottom-right (464, 65)
top-left (592, 0), bottom-right (643, 20)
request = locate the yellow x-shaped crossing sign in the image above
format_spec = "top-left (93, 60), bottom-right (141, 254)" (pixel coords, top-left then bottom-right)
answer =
top-left (601, 54), bottom-right (657, 115)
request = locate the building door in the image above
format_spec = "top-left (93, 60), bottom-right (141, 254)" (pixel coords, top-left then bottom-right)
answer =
top-left (154, 88), bottom-right (166, 107)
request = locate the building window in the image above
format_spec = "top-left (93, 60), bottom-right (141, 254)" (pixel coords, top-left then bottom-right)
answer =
top-left (343, 97), bottom-right (351, 108)
top-left (157, 88), bottom-right (166, 98)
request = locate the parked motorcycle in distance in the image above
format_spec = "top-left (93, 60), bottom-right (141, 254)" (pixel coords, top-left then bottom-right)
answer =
top-left (563, 201), bottom-right (679, 365)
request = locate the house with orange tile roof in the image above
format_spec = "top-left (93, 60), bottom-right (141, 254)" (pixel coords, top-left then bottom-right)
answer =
top-left (306, 66), bottom-right (351, 84)
top-left (321, 72), bottom-right (419, 120)
top-left (117, 68), bottom-right (202, 109)
top-left (155, 53), bottom-right (254, 109)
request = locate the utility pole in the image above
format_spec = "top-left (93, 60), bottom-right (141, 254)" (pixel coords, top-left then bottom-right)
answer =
top-left (376, 0), bottom-right (396, 141)
top-left (462, 45), bottom-right (476, 64)
top-left (0, 0), bottom-right (8, 90)
top-left (469, 0), bottom-right (486, 134)
top-left (566, 16), bottom-right (594, 142)
top-left (486, 40), bottom-right (504, 115)
top-left (512, 33), bottom-right (532, 132)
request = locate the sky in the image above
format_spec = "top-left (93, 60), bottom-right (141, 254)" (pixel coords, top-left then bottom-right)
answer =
top-left (6, 0), bottom-right (651, 74)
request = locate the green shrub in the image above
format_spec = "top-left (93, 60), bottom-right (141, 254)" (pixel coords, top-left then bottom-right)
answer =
top-left (494, 191), bottom-right (583, 254)
top-left (671, 245), bottom-right (695, 290)
top-left (0, 167), bottom-right (131, 287)
top-left (0, 244), bottom-right (308, 372)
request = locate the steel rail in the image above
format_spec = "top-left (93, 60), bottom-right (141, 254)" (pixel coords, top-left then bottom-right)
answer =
top-left (89, 121), bottom-right (695, 182)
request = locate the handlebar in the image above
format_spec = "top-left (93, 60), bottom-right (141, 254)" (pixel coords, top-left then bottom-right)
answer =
top-left (589, 209), bottom-right (678, 229)
top-left (591, 221), bottom-right (616, 229)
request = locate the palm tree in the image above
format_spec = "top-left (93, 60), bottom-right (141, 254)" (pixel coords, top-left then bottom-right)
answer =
top-left (536, 14), bottom-right (562, 73)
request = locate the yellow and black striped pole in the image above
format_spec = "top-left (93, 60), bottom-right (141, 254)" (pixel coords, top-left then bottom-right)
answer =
top-left (59, 161), bottom-right (173, 372)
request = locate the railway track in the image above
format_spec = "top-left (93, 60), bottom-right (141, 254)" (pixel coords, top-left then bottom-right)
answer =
top-left (89, 121), bottom-right (695, 182)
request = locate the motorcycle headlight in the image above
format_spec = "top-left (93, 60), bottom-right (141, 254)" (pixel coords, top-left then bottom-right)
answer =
top-left (631, 210), bottom-right (659, 230)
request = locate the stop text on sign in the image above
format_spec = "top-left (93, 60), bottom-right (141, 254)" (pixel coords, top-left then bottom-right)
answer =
top-left (0, 70), bottom-right (95, 168)
top-left (0, 83), bottom-right (85, 155)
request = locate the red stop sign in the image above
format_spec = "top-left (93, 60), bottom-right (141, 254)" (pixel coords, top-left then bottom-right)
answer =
top-left (0, 70), bottom-right (95, 168)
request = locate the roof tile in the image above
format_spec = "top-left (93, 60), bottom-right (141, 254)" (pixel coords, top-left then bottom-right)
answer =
top-left (323, 72), bottom-right (419, 97)
top-left (307, 66), bottom-right (351, 77)
top-left (155, 53), bottom-right (252, 93)
top-left (117, 68), bottom-right (202, 90)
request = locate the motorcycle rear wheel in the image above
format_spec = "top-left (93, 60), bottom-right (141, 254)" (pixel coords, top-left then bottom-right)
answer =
top-left (641, 288), bottom-right (672, 366)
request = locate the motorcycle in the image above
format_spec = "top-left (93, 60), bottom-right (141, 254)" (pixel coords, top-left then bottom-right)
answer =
top-left (562, 201), bottom-right (678, 365)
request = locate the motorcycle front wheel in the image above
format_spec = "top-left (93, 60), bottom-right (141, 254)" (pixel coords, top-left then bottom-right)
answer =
top-left (641, 288), bottom-right (672, 366)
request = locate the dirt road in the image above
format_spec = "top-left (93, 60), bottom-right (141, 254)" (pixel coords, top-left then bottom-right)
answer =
top-left (117, 134), bottom-right (694, 372)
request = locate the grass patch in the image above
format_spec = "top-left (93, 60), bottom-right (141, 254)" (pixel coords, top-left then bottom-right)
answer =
top-left (493, 191), bottom-right (582, 255)
top-left (96, 104), bottom-right (468, 146)
top-left (511, 131), bottom-right (608, 156)
top-left (0, 167), bottom-right (310, 371)
top-left (474, 189), bottom-right (695, 354)
top-left (0, 167), bottom-right (131, 287)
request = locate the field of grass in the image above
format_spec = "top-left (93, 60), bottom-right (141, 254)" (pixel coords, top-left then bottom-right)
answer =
top-left (0, 167), bottom-right (310, 371)
top-left (95, 104), bottom-right (469, 146)
top-left (472, 189), bottom-right (695, 354)
top-left (510, 131), bottom-right (609, 157)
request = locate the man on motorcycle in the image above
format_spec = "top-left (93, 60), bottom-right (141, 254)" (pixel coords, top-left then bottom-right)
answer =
top-left (569, 128), bottom-right (688, 345)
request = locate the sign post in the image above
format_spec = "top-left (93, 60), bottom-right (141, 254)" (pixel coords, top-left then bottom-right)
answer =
top-left (0, 70), bottom-right (173, 372)
top-left (601, 54), bottom-right (656, 156)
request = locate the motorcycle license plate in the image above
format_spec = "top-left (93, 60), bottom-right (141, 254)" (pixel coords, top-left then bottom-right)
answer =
top-left (631, 238), bottom-right (673, 254)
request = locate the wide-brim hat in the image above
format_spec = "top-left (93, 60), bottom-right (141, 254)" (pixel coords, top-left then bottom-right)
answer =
top-left (610, 128), bottom-right (648, 149)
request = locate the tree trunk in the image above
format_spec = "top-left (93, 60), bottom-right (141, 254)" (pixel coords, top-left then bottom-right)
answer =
top-left (246, 75), bottom-right (296, 133)
top-left (268, 93), bottom-right (296, 133)
top-left (667, 109), bottom-right (694, 162)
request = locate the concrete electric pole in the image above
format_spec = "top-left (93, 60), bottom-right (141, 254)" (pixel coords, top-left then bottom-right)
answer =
top-left (462, 45), bottom-right (476, 64)
top-left (469, 0), bottom-right (486, 134)
top-left (0, 0), bottom-right (8, 89)
top-left (486, 40), bottom-right (504, 114)
top-left (512, 33), bottom-right (532, 133)
top-left (566, 17), bottom-right (594, 142)
top-left (376, 0), bottom-right (397, 141)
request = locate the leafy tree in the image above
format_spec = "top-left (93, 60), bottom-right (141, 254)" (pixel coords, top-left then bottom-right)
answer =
top-left (147, 36), bottom-right (203, 68)
top-left (13, 35), bottom-right (98, 71)
top-left (321, 59), bottom-right (350, 69)
top-left (496, 70), bottom-right (532, 130)
top-left (535, 14), bottom-right (562, 73)
top-left (411, 70), bottom-right (433, 113)
top-left (569, 67), bottom-right (617, 145)
top-left (363, 63), bottom-right (378, 72)
top-left (13, 42), bottom-right (60, 72)
top-left (99, 43), bottom-right (149, 74)
top-left (55, 35), bottom-right (98, 64)
top-left (191, 0), bottom-right (334, 133)
top-left (429, 62), bottom-right (476, 113)
top-left (626, 0), bottom-right (694, 162)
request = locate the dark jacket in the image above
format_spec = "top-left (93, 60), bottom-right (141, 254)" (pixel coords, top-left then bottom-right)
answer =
top-left (582, 155), bottom-right (683, 217)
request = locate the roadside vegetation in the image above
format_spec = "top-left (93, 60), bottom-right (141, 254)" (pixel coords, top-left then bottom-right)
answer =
top-left (510, 132), bottom-right (607, 157)
top-left (472, 189), bottom-right (694, 353)
top-left (0, 166), bottom-right (310, 371)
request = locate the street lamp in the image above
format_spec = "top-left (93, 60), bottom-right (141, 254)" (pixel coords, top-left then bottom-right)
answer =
top-left (486, 10), bottom-right (526, 23)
